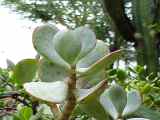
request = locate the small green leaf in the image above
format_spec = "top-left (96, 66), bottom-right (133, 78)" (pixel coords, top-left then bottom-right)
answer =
top-left (78, 50), bottom-right (123, 76)
top-left (32, 24), bottom-right (70, 69)
top-left (19, 107), bottom-right (33, 120)
top-left (38, 59), bottom-right (67, 82)
top-left (76, 80), bottom-right (107, 102)
top-left (13, 107), bottom-right (33, 120)
top-left (123, 91), bottom-right (141, 116)
top-left (13, 59), bottom-right (38, 84)
top-left (24, 81), bottom-right (68, 103)
top-left (53, 30), bottom-right (81, 64)
top-left (100, 84), bottom-right (127, 119)
top-left (117, 69), bottom-right (128, 81)
top-left (74, 26), bottom-right (96, 60)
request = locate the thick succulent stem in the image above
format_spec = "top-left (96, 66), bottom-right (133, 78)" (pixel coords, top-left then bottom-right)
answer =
top-left (50, 103), bottom-right (61, 118)
top-left (58, 66), bottom-right (77, 120)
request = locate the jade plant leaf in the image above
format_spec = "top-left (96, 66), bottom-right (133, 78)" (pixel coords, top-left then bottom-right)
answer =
top-left (78, 50), bottom-right (123, 76)
top-left (12, 59), bottom-right (38, 84)
top-left (77, 99), bottom-right (109, 120)
top-left (38, 59), bottom-right (67, 82)
top-left (127, 118), bottom-right (150, 120)
top-left (24, 81), bottom-right (68, 103)
top-left (77, 40), bottom-right (108, 86)
top-left (133, 106), bottom-right (160, 120)
top-left (76, 80), bottom-right (107, 102)
top-left (73, 80), bottom-right (109, 120)
top-left (100, 90), bottom-right (119, 119)
top-left (77, 40), bottom-right (109, 69)
top-left (32, 24), bottom-right (70, 69)
top-left (77, 69), bottom-right (106, 88)
top-left (53, 30), bottom-right (81, 64)
top-left (123, 91), bottom-right (141, 116)
top-left (100, 84), bottom-right (127, 119)
top-left (74, 26), bottom-right (96, 60)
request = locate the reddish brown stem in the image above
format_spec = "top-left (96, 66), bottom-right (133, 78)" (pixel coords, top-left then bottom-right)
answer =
top-left (58, 67), bottom-right (77, 120)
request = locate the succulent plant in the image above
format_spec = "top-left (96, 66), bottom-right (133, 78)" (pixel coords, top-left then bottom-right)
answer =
top-left (11, 24), bottom-right (153, 120)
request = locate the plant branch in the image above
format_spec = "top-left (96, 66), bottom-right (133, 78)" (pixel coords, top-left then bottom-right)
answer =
top-left (100, 0), bottom-right (136, 43)
top-left (0, 92), bottom-right (30, 106)
top-left (50, 103), bottom-right (61, 118)
top-left (58, 66), bottom-right (77, 120)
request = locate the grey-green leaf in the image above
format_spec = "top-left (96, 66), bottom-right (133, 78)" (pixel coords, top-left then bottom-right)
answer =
top-left (100, 89), bottom-right (119, 119)
top-left (76, 80), bottom-right (107, 102)
top-left (32, 24), bottom-right (70, 69)
top-left (133, 106), bottom-right (160, 120)
top-left (123, 91), bottom-right (141, 116)
top-left (77, 99), bottom-right (110, 120)
top-left (77, 40), bottom-right (108, 86)
top-left (108, 84), bottom-right (127, 114)
top-left (77, 40), bottom-right (109, 69)
top-left (13, 59), bottom-right (38, 84)
top-left (53, 30), bottom-right (81, 64)
top-left (100, 84), bottom-right (127, 119)
top-left (38, 59), bottom-right (67, 82)
top-left (78, 50), bottom-right (123, 76)
top-left (24, 81), bottom-right (68, 103)
top-left (74, 26), bottom-right (96, 60)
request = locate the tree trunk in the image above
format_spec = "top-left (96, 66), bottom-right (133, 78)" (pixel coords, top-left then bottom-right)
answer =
top-left (100, 0), bottom-right (159, 74)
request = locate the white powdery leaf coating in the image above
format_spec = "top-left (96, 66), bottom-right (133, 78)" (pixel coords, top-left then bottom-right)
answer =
top-left (53, 30), bottom-right (81, 64)
top-left (74, 26), bottom-right (97, 60)
top-left (127, 118), bottom-right (150, 120)
top-left (100, 92), bottom-right (119, 119)
top-left (32, 24), bottom-right (70, 70)
top-left (77, 40), bottom-right (108, 69)
top-left (77, 80), bottom-right (107, 102)
top-left (123, 91), bottom-right (141, 116)
top-left (24, 81), bottom-right (68, 103)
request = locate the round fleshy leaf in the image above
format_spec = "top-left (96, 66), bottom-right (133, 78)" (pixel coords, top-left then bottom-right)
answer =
top-left (53, 30), bottom-right (81, 64)
top-left (77, 69), bottom-right (106, 88)
top-left (100, 90), bottom-right (119, 119)
top-left (38, 59), bottom-right (67, 82)
top-left (78, 50), bottom-right (123, 76)
top-left (107, 84), bottom-right (127, 114)
top-left (134, 106), bottom-right (160, 120)
top-left (32, 24), bottom-right (70, 69)
top-left (24, 81), bottom-right (68, 103)
top-left (123, 91), bottom-right (141, 116)
top-left (127, 118), bottom-right (150, 120)
top-left (76, 80), bottom-right (107, 102)
top-left (74, 26), bottom-right (96, 60)
top-left (77, 99), bottom-right (109, 120)
top-left (77, 40), bottom-right (109, 69)
top-left (77, 40), bottom-right (108, 86)
top-left (100, 84), bottom-right (127, 119)
top-left (13, 59), bottom-right (38, 84)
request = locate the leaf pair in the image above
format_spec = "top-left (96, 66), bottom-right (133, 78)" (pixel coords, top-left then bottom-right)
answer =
top-left (33, 24), bottom-right (97, 70)
top-left (23, 24), bottom-right (122, 107)
top-left (33, 24), bottom-right (122, 73)
top-left (99, 84), bottom-right (149, 120)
